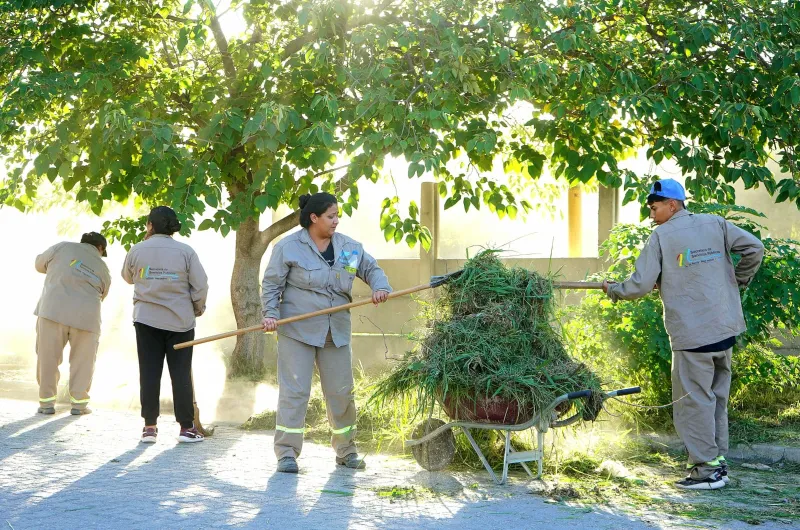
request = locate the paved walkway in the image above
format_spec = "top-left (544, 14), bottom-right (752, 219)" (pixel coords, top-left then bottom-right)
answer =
top-left (0, 399), bottom-right (787, 529)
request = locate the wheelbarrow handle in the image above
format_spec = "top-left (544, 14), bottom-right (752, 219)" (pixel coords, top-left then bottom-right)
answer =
top-left (566, 389), bottom-right (593, 400)
top-left (603, 386), bottom-right (641, 398)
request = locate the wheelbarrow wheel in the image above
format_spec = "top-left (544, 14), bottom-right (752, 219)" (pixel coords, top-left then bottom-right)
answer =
top-left (411, 419), bottom-right (455, 472)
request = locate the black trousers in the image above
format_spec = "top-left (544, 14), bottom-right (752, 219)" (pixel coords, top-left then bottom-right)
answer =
top-left (134, 322), bottom-right (195, 428)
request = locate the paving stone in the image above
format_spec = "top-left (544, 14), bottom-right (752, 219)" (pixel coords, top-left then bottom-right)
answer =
top-left (0, 398), bottom-right (792, 529)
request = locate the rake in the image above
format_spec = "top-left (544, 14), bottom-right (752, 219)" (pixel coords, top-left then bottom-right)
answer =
top-left (173, 272), bottom-right (602, 350)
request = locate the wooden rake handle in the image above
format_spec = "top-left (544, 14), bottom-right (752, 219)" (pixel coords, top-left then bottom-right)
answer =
top-left (173, 279), bottom-right (605, 350)
top-left (553, 281), bottom-right (604, 289)
top-left (173, 282), bottom-right (434, 350)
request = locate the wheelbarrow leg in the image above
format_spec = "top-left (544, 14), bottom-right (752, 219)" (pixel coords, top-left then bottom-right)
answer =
top-left (508, 443), bottom-right (534, 478)
top-left (536, 428), bottom-right (544, 478)
top-left (501, 430), bottom-right (536, 482)
top-left (463, 428), bottom-right (501, 485)
top-left (501, 430), bottom-right (512, 484)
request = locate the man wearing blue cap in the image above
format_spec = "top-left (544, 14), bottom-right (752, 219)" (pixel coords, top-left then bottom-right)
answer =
top-left (602, 178), bottom-right (764, 490)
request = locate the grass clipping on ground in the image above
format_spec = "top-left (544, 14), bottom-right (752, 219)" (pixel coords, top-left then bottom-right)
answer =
top-left (371, 249), bottom-right (602, 422)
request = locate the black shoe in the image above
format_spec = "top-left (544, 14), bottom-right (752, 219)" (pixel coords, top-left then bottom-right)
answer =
top-left (675, 468), bottom-right (726, 490)
top-left (336, 453), bottom-right (366, 469)
top-left (277, 457), bottom-right (299, 474)
top-left (37, 406), bottom-right (55, 415)
top-left (70, 407), bottom-right (91, 415)
top-left (719, 458), bottom-right (730, 484)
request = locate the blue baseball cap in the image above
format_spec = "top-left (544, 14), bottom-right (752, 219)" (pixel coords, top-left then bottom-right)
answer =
top-left (649, 179), bottom-right (686, 201)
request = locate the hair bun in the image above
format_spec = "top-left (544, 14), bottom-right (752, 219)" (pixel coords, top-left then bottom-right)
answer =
top-left (169, 220), bottom-right (182, 232)
top-left (298, 194), bottom-right (311, 209)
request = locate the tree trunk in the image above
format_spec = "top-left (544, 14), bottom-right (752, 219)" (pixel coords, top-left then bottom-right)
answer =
top-left (224, 208), bottom-right (300, 378)
top-left (228, 217), bottom-right (270, 379)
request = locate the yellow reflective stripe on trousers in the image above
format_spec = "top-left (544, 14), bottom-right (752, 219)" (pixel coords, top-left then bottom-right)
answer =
top-left (687, 457), bottom-right (721, 469)
top-left (275, 425), bottom-right (305, 434)
top-left (70, 395), bottom-right (90, 404)
top-left (331, 425), bottom-right (355, 435)
top-left (39, 396), bottom-right (57, 402)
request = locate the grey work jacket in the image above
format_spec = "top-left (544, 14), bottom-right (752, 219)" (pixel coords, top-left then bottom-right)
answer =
top-left (261, 229), bottom-right (392, 348)
top-left (122, 235), bottom-right (209, 333)
top-left (34, 242), bottom-right (111, 334)
top-left (608, 210), bottom-right (764, 351)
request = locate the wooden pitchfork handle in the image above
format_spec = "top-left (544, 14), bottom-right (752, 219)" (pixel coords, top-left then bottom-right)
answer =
top-left (173, 279), bottom-right (604, 350)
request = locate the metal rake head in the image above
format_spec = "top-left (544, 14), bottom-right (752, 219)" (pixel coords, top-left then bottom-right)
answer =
top-left (430, 269), bottom-right (464, 288)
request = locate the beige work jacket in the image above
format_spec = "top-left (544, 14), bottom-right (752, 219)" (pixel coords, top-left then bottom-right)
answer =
top-left (34, 242), bottom-right (111, 334)
top-left (261, 229), bottom-right (392, 347)
top-left (122, 235), bottom-right (208, 332)
top-left (608, 210), bottom-right (764, 350)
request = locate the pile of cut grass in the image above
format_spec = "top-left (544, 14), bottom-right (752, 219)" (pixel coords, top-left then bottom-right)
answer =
top-left (370, 249), bottom-right (602, 421)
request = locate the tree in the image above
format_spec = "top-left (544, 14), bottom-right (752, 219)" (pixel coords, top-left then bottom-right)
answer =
top-left (3, 0), bottom-right (800, 376)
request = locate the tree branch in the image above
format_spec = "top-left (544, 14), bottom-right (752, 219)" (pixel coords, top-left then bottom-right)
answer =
top-left (257, 209), bottom-right (300, 254)
top-left (166, 15), bottom-right (198, 24)
top-left (255, 165), bottom-right (354, 253)
top-left (160, 39), bottom-right (176, 69)
top-left (316, 164), bottom-right (351, 180)
top-left (245, 26), bottom-right (263, 73)
top-left (208, 12), bottom-right (237, 97)
top-left (280, 2), bottom-right (398, 61)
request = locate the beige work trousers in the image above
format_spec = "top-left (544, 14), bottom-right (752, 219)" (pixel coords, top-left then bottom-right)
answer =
top-left (274, 332), bottom-right (357, 460)
top-left (672, 347), bottom-right (732, 474)
top-left (36, 317), bottom-right (100, 410)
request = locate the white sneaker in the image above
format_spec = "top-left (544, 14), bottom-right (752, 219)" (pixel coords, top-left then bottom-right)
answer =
top-left (141, 427), bottom-right (158, 443)
top-left (178, 426), bottom-right (204, 443)
top-left (675, 469), bottom-right (726, 490)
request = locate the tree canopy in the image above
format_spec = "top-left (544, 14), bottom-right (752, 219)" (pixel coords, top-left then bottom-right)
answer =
top-left (3, 0), bottom-right (799, 237)
top-left (2, 0), bottom-right (799, 373)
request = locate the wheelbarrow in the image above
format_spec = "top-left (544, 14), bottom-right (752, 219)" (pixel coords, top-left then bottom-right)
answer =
top-left (404, 386), bottom-right (641, 485)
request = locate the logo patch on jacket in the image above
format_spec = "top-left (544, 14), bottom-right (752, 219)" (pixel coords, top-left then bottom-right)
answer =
top-left (138, 266), bottom-right (179, 280)
top-left (338, 250), bottom-right (359, 274)
top-left (70, 259), bottom-right (100, 282)
top-left (676, 248), bottom-right (723, 267)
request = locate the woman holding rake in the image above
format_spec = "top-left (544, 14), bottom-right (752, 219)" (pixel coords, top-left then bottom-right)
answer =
top-left (261, 192), bottom-right (391, 474)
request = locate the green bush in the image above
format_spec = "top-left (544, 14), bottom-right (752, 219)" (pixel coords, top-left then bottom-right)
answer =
top-left (562, 203), bottom-right (800, 428)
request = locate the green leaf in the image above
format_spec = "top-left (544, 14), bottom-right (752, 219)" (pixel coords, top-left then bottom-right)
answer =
top-left (178, 30), bottom-right (189, 53)
top-left (419, 231), bottom-right (432, 252)
top-left (383, 226), bottom-right (395, 242)
top-left (405, 233), bottom-right (417, 248)
top-left (58, 161), bottom-right (71, 179)
top-left (198, 219), bottom-right (214, 231)
top-left (393, 228), bottom-right (403, 244)
top-left (254, 195), bottom-right (270, 212)
top-left (142, 136), bottom-right (155, 152)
